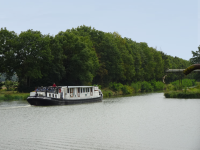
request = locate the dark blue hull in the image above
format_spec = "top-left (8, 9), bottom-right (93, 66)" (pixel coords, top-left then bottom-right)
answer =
top-left (27, 96), bottom-right (103, 106)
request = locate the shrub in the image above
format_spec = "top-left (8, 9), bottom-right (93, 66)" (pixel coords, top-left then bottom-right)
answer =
top-left (102, 89), bottom-right (113, 97)
top-left (4, 80), bottom-right (15, 91)
top-left (109, 82), bottom-right (123, 92)
top-left (164, 90), bottom-right (200, 98)
top-left (141, 81), bottom-right (153, 92)
top-left (121, 85), bottom-right (134, 95)
top-left (0, 82), bottom-right (4, 90)
top-left (154, 81), bottom-right (165, 91)
top-left (165, 84), bottom-right (174, 91)
top-left (131, 82), bottom-right (141, 93)
top-left (150, 80), bottom-right (164, 91)
top-left (23, 95), bottom-right (29, 100)
top-left (171, 79), bottom-right (196, 88)
top-left (4, 94), bottom-right (13, 100)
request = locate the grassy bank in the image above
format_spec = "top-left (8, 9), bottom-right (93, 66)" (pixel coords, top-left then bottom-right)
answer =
top-left (0, 90), bottom-right (29, 101)
top-left (164, 80), bottom-right (200, 99)
top-left (102, 79), bottom-right (198, 98)
top-left (164, 90), bottom-right (200, 98)
top-left (101, 81), bottom-right (165, 97)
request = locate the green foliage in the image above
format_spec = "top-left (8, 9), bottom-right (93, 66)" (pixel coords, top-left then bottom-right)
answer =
top-left (171, 79), bottom-right (196, 87)
top-left (109, 82), bottom-right (123, 92)
top-left (4, 80), bottom-right (13, 91)
top-left (0, 26), bottom-right (192, 91)
top-left (101, 89), bottom-right (113, 97)
top-left (0, 81), bottom-right (4, 90)
top-left (164, 89), bottom-right (200, 98)
top-left (0, 93), bottom-right (29, 101)
top-left (56, 31), bottom-right (99, 85)
top-left (3, 94), bottom-right (13, 100)
top-left (0, 28), bottom-right (18, 78)
top-left (141, 81), bottom-right (153, 92)
top-left (131, 82), bottom-right (142, 93)
top-left (121, 85), bottom-right (134, 95)
top-left (154, 81), bottom-right (165, 91)
top-left (190, 46), bottom-right (200, 64)
top-left (165, 84), bottom-right (174, 91)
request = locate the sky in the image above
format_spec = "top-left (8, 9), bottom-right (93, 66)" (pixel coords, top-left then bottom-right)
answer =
top-left (1, 0), bottom-right (199, 61)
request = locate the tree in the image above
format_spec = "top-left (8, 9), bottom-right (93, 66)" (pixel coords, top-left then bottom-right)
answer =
top-left (139, 43), bottom-right (155, 81)
top-left (113, 34), bottom-right (135, 83)
top-left (56, 31), bottom-right (99, 85)
top-left (0, 28), bottom-right (18, 79)
top-left (190, 46), bottom-right (200, 64)
top-left (152, 49), bottom-right (164, 81)
top-left (15, 30), bottom-right (52, 89)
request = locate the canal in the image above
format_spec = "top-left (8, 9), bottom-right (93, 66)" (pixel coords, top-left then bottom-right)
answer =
top-left (0, 93), bottom-right (200, 150)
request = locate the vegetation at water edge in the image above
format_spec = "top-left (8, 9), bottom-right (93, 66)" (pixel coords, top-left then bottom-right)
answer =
top-left (0, 26), bottom-right (192, 93)
top-left (164, 79), bottom-right (200, 98)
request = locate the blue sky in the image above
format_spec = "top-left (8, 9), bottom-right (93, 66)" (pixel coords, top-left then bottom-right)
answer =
top-left (1, 0), bottom-right (199, 60)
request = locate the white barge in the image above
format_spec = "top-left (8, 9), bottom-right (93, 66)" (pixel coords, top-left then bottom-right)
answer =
top-left (27, 86), bottom-right (103, 106)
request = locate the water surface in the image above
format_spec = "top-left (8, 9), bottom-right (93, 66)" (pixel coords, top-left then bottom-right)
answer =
top-left (0, 93), bottom-right (200, 150)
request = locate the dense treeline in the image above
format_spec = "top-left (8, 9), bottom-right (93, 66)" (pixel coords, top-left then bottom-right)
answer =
top-left (0, 26), bottom-right (191, 92)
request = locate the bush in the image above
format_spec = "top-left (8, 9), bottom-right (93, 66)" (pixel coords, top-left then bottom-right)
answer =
top-left (23, 95), bottom-right (29, 100)
top-left (102, 89), bottom-right (113, 97)
top-left (164, 90), bottom-right (200, 98)
top-left (0, 81), bottom-right (4, 90)
top-left (4, 94), bottom-right (13, 100)
top-left (0, 93), bottom-right (29, 101)
top-left (165, 84), bottom-right (174, 91)
top-left (171, 79), bottom-right (196, 88)
top-left (150, 80), bottom-right (164, 91)
top-left (109, 82), bottom-right (123, 92)
top-left (141, 81), bottom-right (153, 92)
top-left (131, 82), bottom-right (141, 93)
top-left (142, 81), bottom-right (152, 92)
top-left (154, 81), bottom-right (164, 91)
top-left (121, 85), bottom-right (134, 95)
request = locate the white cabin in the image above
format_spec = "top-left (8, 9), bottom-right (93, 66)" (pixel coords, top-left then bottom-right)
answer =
top-left (30, 86), bottom-right (102, 99)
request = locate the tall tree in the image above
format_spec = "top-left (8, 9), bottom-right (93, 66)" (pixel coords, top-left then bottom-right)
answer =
top-left (15, 30), bottom-right (52, 89)
top-left (190, 46), bottom-right (200, 64)
top-left (0, 28), bottom-right (17, 79)
top-left (56, 31), bottom-right (99, 85)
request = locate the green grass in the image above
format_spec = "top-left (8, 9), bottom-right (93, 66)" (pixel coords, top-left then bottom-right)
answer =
top-left (164, 86), bottom-right (200, 98)
top-left (0, 90), bottom-right (29, 101)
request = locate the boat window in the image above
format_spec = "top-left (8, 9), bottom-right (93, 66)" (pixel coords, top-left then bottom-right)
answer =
top-left (49, 94), bottom-right (51, 97)
top-left (83, 88), bottom-right (85, 93)
top-left (78, 88), bottom-right (80, 93)
top-left (81, 88), bottom-right (82, 93)
top-left (90, 87), bottom-right (92, 92)
top-left (67, 88), bottom-right (69, 93)
top-left (88, 88), bottom-right (89, 92)
top-left (52, 94), bottom-right (54, 98)
top-left (55, 95), bottom-right (57, 98)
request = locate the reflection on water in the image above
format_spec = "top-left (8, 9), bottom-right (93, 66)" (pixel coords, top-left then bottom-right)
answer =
top-left (0, 93), bottom-right (200, 150)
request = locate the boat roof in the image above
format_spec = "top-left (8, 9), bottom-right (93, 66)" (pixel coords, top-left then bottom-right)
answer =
top-left (67, 86), bottom-right (95, 88)
top-left (57, 86), bottom-right (96, 88)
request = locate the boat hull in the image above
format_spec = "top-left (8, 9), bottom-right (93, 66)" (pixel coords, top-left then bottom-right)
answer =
top-left (27, 96), bottom-right (103, 106)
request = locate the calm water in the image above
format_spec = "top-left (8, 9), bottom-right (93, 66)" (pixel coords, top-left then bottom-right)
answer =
top-left (0, 93), bottom-right (200, 150)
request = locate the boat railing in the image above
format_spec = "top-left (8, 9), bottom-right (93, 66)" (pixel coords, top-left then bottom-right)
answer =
top-left (35, 87), bottom-right (60, 94)
top-left (70, 93), bottom-right (73, 97)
